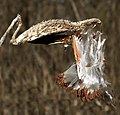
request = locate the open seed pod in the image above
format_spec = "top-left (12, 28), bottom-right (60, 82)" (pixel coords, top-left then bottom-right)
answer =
top-left (0, 14), bottom-right (101, 46)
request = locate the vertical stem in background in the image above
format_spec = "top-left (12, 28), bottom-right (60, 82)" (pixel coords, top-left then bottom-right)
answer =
top-left (69, 0), bottom-right (81, 21)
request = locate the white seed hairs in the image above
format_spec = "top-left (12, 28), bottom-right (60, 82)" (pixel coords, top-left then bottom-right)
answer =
top-left (57, 29), bottom-right (114, 104)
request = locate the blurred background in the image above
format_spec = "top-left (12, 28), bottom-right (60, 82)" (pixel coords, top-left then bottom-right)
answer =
top-left (0, 0), bottom-right (120, 115)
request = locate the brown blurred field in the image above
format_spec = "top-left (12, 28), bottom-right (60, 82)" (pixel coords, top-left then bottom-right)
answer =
top-left (0, 0), bottom-right (120, 115)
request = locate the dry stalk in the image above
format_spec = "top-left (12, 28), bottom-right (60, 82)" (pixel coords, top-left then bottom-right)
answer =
top-left (0, 14), bottom-right (22, 46)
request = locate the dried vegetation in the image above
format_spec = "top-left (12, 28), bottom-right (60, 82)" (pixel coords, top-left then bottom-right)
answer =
top-left (0, 0), bottom-right (120, 115)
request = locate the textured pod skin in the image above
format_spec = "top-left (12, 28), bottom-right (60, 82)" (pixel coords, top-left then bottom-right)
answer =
top-left (10, 18), bottom-right (101, 45)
